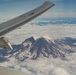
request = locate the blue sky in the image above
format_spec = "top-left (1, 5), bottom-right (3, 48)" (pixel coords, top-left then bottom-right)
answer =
top-left (0, 0), bottom-right (76, 22)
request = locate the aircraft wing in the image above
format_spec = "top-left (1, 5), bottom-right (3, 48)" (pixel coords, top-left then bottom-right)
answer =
top-left (0, 1), bottom-right (54, 36)
top-left (0, 1), bottom-right (54, 49)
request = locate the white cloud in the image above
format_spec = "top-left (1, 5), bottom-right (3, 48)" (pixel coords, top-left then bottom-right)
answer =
top-left (4, 22), bottom-right (76, 44)
top-left (53, 68), bottom-right (70, 75)
top-left (0, 56), bottom-right (72, 75)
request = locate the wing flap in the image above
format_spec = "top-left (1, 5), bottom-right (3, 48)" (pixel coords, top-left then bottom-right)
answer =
top-left (0, 37), bottom-right (13, 49)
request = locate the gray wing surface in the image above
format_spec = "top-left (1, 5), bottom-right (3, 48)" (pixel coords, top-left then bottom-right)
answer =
top-left (0, 1), bottom-right (54, 36)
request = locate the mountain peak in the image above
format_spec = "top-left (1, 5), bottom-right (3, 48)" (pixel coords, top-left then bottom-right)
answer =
top-left (16, 36), bottom-right (65, 60)
top-left (39, 36), bottom-right (54, 43)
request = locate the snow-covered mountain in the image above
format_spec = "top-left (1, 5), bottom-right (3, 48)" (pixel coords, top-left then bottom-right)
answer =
top-left (16, 36), bottom-right (66, 60)
top-left (0, 36), bottom-right (76, 62)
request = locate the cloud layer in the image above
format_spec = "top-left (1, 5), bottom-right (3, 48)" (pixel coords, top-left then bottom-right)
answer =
top-left (1, 53), bottom-right (76, 75)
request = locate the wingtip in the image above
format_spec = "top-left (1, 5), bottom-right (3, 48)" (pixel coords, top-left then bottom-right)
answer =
top-left (45, 1), bottom-right (55, 6)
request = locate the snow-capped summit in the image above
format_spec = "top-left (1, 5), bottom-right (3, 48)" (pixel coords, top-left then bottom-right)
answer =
top-left (39, 36), bottom-right (54, 43)
top-left (16, 36), bottom-right (65, 60)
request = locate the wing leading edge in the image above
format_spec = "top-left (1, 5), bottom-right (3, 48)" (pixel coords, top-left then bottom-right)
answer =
top-left (0, 1), bottom-right (54, 36)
